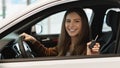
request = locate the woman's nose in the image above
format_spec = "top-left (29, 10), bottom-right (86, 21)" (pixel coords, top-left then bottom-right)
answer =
top-left (69, 21), bottom-right (74, 26)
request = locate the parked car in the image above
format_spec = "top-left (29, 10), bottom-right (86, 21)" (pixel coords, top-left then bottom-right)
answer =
top-left (0, 0), bottom-right (120, 68)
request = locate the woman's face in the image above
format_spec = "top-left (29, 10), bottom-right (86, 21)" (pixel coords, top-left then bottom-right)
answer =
top-left (65, 12), bottom-right (82, 38)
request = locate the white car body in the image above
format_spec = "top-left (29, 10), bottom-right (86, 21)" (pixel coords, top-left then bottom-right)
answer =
top-left (0, 57), bottom-right (120, 68)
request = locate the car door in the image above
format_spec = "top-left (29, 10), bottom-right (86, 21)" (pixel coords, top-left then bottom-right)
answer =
top-left (0, 0), bottom-right (120, 68)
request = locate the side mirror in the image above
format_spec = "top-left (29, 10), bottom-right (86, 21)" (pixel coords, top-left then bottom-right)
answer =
top-left (31, 25), bottom-right (43, 35)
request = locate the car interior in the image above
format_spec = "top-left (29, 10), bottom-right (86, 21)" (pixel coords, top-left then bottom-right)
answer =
top-left (0, 0), bottom-right (120, 62)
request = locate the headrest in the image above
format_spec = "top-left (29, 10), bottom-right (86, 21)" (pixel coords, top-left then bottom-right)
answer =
top-left (106, 10), bottom-right (119, 27)
top-left (106, 10), bottom-right (120, 34)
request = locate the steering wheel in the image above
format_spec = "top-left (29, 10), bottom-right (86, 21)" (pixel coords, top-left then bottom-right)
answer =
top-left (17, 36), bottom-right (34, 58)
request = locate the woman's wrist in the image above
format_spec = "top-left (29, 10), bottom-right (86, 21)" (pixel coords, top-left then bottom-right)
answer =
top-left (29, 38), bottom-right (37, 44)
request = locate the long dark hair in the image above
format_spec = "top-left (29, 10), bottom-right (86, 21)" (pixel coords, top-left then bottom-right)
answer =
top-left (57, 7), bottom-right (90, 56)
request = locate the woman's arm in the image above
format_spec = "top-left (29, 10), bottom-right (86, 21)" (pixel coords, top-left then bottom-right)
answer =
top-left (20, 33), bottom-right (58, 57)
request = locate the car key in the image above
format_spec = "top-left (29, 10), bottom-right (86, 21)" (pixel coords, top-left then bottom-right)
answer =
top-left (89, 35), bottom-right (98, 49)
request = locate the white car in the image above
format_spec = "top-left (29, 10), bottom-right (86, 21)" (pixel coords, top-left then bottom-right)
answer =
top-left (0, 0), bottom-right (120, 68)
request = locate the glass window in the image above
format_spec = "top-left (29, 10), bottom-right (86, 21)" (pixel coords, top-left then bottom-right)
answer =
top-left (0, 0), bottom-right (38, 19)
top-left (6, 0), bottom-right (27, 17)
top-left (11, 0), bottom-right (26, 4)
top-left (35, 11), bottom-right (66, 35)
top-left (84, 8), bottom-right (93, 24)
top-left (0, 0), bottom-right (3, 19)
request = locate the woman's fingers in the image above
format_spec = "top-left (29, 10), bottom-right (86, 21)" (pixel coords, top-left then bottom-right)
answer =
top-left (91, 48), bottom-right (99, 52)
top-left (20, 33), bottom-right (37, 42)
top-left (87, 41), bottom-right (100, 55)
top-left (91, 43), bottom-right (100, 53)
top-left (19, 33), bottom-right (31, 41)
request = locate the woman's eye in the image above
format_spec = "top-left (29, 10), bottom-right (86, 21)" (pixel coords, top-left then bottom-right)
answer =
top-left (75, 20), bottom-right (80, 22)
top-left (66, 20), bottom-right (71, 23)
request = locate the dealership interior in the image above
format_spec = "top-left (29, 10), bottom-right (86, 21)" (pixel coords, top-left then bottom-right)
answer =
top-left (0, 0), bottom-right (39, 20)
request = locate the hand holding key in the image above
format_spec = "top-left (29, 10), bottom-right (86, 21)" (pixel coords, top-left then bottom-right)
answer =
top-left (87, 35), bottom-right (100, 55)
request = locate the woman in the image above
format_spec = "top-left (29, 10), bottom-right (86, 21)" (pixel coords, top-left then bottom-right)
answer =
top-left (20, 7), bottom-right (100, 57)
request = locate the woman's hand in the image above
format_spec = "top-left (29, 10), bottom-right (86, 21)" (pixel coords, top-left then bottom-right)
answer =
top-left (20, 33), bottom-right (37, 43)
top-left (87, 41), bottom-right (100, 55)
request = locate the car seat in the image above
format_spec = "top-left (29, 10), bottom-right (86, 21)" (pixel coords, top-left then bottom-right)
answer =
top-left (100, 10), bottom-right (120, 54)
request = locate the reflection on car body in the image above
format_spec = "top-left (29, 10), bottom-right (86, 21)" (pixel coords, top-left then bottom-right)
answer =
top-left (0, 0), bottom-right (120, 68)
